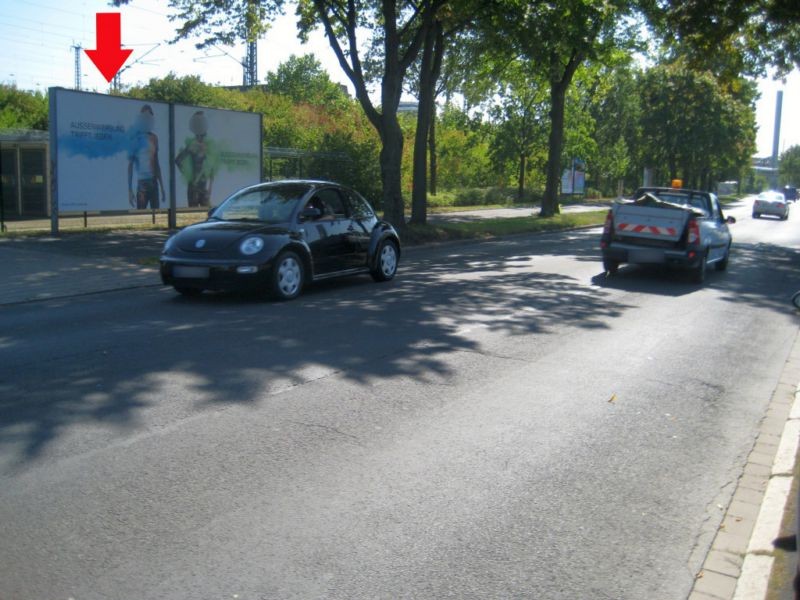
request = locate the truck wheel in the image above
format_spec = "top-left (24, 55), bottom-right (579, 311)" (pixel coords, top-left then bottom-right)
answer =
top-left (752, 212), bottom-right (760, 219)
top-left (602, 259), bottom-right (619, 276)
top-left (692, 251), bottom-right (707, 284)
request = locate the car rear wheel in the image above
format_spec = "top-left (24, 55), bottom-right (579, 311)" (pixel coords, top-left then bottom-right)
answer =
top-left (692, 251), bottom-right (707, 283)
top-left (270, 251), bottom-right (304, 300)
top-left (371, 240), bottom-right (399, 282)
top-left (715, 243), bottom-right (731, 271)
top-left (175, 286), bottom-right (203, 297)
top-left (752, 212), bottom-right (760, 219)
top-left (603, 259), bottom-right (619, 276)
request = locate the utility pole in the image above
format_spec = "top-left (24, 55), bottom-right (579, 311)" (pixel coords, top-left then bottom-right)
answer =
top-left (771, 90), bottom-right (783, 188)
top-left (71, 44), bottom-right (82, 90)
top-left (243, 40), bottom-right (257, 87)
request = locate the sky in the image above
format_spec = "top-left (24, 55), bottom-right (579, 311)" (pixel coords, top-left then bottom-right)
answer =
top-left (1, 0), bottom-right (797, 158)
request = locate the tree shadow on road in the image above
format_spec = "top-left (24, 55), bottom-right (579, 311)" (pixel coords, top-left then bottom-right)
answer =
top-left (2, 231), bottom-right (796, 466)
top-left (0, 234), bottom-right (632, 466)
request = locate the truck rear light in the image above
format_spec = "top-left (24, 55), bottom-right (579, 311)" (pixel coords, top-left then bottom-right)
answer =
top-left (602, 210), bottom-right (614, 235)
top-left (687, 219), bottom-right (700, 245)
top-left (600, 210), bottom-right (614, 249)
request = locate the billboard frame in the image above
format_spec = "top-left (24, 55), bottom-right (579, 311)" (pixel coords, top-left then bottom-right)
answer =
top-left (48, 87), bottom-right (263, 234)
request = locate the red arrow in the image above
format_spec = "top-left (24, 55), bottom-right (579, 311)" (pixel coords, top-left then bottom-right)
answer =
top-left (84, 13), bottom-right (133, 82)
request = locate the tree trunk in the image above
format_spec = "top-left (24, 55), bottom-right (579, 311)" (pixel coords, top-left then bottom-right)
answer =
top-left (380, 115), bottom-right (406, 227)
top-left (410, 26), bottom-right (436, 225)
top-left (429, 107), bottom-right (437, 196)
top-left (541, 51), bottom-right (583, 218)
top-left (517, 153), bottom-right (526, 201)
top-left (541, 81), bottom-right (566, 217)
top-left (410, 21), bottom-right (444, 226)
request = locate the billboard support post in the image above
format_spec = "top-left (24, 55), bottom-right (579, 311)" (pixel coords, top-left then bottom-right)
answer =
top-left (168, 103), bottom-right (177, 230)
top-left (49, 88), bottom-right (60, 235)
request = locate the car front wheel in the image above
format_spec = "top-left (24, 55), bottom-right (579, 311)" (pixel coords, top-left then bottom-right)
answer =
top-left (270, 251), bottom-right (304, 300)
top-left (371, 240), bottom-right (399, 282)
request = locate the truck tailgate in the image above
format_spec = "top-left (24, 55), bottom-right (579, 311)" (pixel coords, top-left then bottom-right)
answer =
top-left (612, 202), bottom-right (689, 243)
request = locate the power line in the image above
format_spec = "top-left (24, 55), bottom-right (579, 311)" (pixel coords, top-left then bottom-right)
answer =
top-left (15, 0), bottom-right (85, 18)
top-left (0, 20), bottom-right (77, 41)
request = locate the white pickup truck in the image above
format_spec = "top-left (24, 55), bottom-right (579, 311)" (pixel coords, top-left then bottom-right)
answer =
top-left (600, 187), bottom-right (736, 283)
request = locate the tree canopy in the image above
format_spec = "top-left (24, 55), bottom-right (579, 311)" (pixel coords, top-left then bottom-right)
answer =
top-left (263, 53), bottom-right (348, 107)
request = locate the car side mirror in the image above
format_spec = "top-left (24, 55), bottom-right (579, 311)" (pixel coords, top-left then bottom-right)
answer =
top-left (300, 207), bottom-right (322, 222)
top-left (207, 207), bottom-right (216, 218)
top-left (726, 216), bottom-right (736, 225)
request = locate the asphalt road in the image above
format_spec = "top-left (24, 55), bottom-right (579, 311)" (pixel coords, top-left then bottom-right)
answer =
top-left (1, 199), bottom-right (799, 600)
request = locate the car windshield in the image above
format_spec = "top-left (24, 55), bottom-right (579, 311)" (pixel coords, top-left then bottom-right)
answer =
top-left (758, 192), bottom-right (784, 202)
top-left (212, 184), bottom-right (311, 224)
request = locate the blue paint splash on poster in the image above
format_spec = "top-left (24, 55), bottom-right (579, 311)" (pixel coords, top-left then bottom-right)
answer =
top-left (59, 114), bottom-right (155, 160)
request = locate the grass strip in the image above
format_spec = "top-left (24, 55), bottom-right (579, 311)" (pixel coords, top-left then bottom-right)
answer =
top-left (402, 209), bottom-right (608, 246)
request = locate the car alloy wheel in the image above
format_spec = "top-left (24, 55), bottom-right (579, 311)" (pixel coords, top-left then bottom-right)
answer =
top-left (372, 240), bottom-right (398, 282)
top-left (272, 251), bottom-right (303, 300)
top-left (380, 243), bottom-right (397, 277)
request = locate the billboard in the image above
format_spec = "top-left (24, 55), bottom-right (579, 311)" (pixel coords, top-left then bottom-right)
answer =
top-left (173, 105), bottom-right (261, 209)
top-left (51, 90), bottom-right (171, 211)
top-left (50, 88), bottom-right (262, 217)
top-left (561, 158), bottom-right (586, 195)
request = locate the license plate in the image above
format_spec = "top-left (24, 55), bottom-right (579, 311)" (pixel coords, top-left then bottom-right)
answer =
top-left (629, 249), bottom-right (664, 263)
top-left (173, 265), bottom-right (210, 279)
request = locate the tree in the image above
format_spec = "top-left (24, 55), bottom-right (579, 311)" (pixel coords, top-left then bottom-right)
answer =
top-left (408, 19), bottom-right (444, 224)
top-left (126, 73), bottom-right (218, 105)
top-left (297, 0), bottom-right (445, 227)
top-left (638, 62), bottom-right (756, 189)
top-left (161, 0), bottom-right (284, 49)
top-left (484, 0), bottom-right (642, 216)
top-left (779, 146), bottom-right (800, 186)
top-left (488, 67), bottom-right (549, 201)
top-left (585, 60), bottom-right (642, 195)
top-left (264, 53), bottom-right (348, 107)
top-left (0, 85), bottom-right (48, 130)
top-left (649, 0), bottom-right (800, 79)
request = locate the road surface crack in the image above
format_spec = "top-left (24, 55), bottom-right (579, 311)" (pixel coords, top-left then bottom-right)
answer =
top-left (287, 420), bottom-right (363, 444)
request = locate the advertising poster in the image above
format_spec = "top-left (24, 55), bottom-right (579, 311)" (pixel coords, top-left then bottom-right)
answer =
top-left (53, 89), bottom-right (171, 211)
top-left (173, 105), bottom-right (261, 209)
top-left (561, 166), bottom-right (586, 195)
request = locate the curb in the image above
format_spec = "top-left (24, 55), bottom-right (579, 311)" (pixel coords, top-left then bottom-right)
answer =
top-left (690, 329), bottom-right (800, 600)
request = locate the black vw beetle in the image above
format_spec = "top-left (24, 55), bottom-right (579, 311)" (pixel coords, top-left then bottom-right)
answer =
top-left (160, 180), bottom-right (401, 300)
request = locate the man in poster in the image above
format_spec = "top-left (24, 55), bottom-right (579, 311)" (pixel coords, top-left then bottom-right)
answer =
top-left (128, 104), bottom-right (165, 209)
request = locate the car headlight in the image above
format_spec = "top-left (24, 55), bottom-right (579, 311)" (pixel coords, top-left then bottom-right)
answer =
top-left (239, 236), bottom-right (265, 256)
top-left (163, 235), bottom-right (176, 253)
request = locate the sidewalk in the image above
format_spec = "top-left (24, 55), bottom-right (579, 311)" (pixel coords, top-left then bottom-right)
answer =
top-left (0, 230), bottom-right (167, 305)
top-left (689, 331), bottom-right (800, 600)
